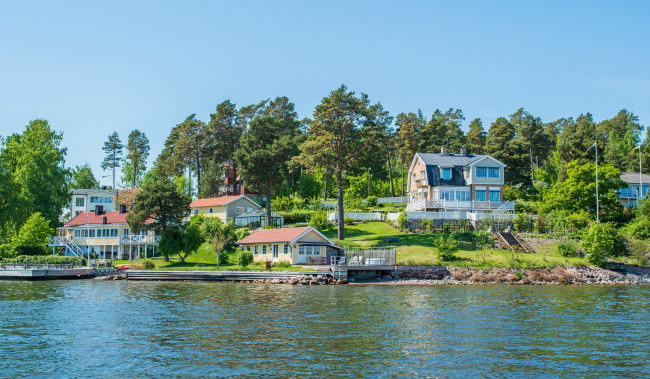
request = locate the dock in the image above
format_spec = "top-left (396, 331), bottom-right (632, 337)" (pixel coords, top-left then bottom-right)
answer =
top-left (0, 267), bottom-right (94, 280)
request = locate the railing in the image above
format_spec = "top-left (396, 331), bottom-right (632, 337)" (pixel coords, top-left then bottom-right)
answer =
top-left (331, 248), bottom-right (397, 267)
top-left (1, 263), bottom-right (83, 270)
top-left (415, 178), bottom-right (428, 187)
top-left (48, 236), bottom-right (84, 257)
top-left (407, 199), bottom-right (515, 212)
top-left (376, 196), bottom-right (408, 204)
top-left (120, 235), bottom-right (160, 244)
top-left (327, 212), bottom-right (382, 222)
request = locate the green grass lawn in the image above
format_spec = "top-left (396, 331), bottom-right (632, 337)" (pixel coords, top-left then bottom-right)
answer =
top-left (112, 244), bottom-right (309, 271)
top-left (323, 221), bottom-right (589, 268)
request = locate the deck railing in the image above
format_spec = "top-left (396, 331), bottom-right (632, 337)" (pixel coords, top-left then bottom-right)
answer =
top-left (331, 247), bottom-right (396, 267)
top-left (120, 235), bottom-right (160, 244)
top-left (407, 199), bottom-right (515, 212)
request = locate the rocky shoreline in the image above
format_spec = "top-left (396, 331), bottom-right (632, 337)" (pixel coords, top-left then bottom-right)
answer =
top-left (362, 266), bottom-right (650, 285)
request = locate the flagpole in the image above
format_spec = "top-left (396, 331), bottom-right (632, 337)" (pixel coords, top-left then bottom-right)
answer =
top-left (595, 141), bottom-right (599, 224)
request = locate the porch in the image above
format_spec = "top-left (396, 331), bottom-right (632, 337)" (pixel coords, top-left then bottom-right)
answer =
top-left (407, 199), bottom-right (515, 213)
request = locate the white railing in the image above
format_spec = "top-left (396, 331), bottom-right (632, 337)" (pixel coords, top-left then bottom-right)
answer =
top-left (48, 236), bottom-right (84, 257)
top-left (120, 235), bottom-right (160, 244)
top-left (330, 248), bottom-right (396, 267)
top-left (328, 212), bottom-right (382, 222)
top-left (387, 211), bottom-right (465, 221)
top-left (467, 212), bottom-right (518, 221)
top-left (376, 196), bottom-right (408, 204)
top-left (407, 199), bottom-right (515, 212)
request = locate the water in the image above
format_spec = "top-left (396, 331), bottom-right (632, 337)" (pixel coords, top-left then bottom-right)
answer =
top-left (0, 281), bottom-right (648, 378)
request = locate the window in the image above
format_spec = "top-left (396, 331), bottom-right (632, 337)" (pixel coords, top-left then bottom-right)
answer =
top-left (476, 167), bottom-right (487, 178)
top-left (489, 190), bottom-right (500, 202)
top-left (254, 245), bottom-right (258, 255)
top-left (299, 246), bottom-right (305, 255)
top-left (89, 229), bottom-right (95, 238)
top-left (246, 246), bottom-right (251, 252)
top-left (442, 168), bottom-right (451, 180)
top-left (111, 229), bottom-right (118, 237)
top-left (273, 244), bottom-right (279, 257)
top-left (209, 208), bottom-right (213, 214)
top-left (488, 168), bottom-right (499, 178)
top-left (123, 228), bottom-right (130, 236)
top-left (283, 244), bottom-right (289, 255)
top-left (439, 189), bottom-right (454, 201)
top-left (475, 190), bottom-right (486, 202)
top-left (262, 245), bottom-right (267, 255)
top-left (458, 190), bottom-right (471, 202)
top-left (236, 207), bottom-right (244, 214)
top-left (75, 197), bottom-right (84, 207)
top-left (194, 209), bottom-right (198, 215)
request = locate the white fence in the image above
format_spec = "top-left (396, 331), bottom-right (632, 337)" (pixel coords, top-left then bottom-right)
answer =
top-left (387, 211), bottom-right (516, 221)
top-left (467, 212), bottom-right (518, 221)
top-left (376, 196), bottom-right (408, 204)
top-left (328, 212), bottom-right (382, 222)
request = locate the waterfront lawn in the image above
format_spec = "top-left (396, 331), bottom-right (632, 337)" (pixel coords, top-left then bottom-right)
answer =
top-left (323, 221), bottom-right (589, 268)
top-left (112, 244), bottom-right (309, 271)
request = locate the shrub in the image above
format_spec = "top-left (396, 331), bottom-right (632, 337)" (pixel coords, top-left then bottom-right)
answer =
top-left (421, 219), bottom-right (433, 233)
top-left (513, 214), bottom-right (529, 232)
top-left (629, 241), bottom-right (649, 267)
top-left (237, 250), bottom-right (254, 268)
top-left (581, 223), bottom-right (625, 267)
top-left (272, 196), bottom-right (293, 212)
top-left (556, 243), bottom-right (576, 257)
top-left (344, 216), bottom-right (355, 225)
top-left (310, 210), bottom-right (332, 230)
top-left (141, 259), bottom-right (155, 269)
top-left (435, 234), bottom-right (458, 261)
top-left (275, 261), bottom-right (292, 268)
top-left (366, 196), bottom-right (378, 207)
top-left (515, 200), bottom-right (537, 214)
top-left (627, 215), bottom-right (650, 240)
top-left (280, 210), bottom-right (315, 224)
top-left (344, 198), bottom-right (366, 212)
top-left (0, 255), bottom-right (86, 266)
top-left (13, 245), bottom-right (48, 256)
top-left (472, 230), bottom-right (495, 250)
top-left (396, 211), bottom-right (408, 231)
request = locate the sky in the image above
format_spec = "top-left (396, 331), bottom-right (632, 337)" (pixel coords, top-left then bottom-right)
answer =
top-left (1, 0), bottom-right (649, 187)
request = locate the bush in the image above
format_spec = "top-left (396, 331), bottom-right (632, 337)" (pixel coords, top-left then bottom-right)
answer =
top-left (13, 245), bottom-right (48, 256)
top-left (366, 196), bottom-right (378, 207)
top-left (344, 198), bottom-right (366, 212)
top-left (271, 196), bottom-right (293, 212)
top-left (421, 219), bottom-right (433, 233)
top-left (435, 234), bottom-right (458, 261)
top-left (581, 223), bottom-right (625, 267)
top-left (275, 261), bottom-right (292, 268)
top-left (396, 211), bottom-right (408, 231)
top-left (472, 230), bottom-right (495, 250)
top-left (237, 250), bottom-right (254, 268)
top-left (629, 240), bottom-right (649, 266)
top-left (0, 255), bottom-right (86, 266)
top-left (627, 215), bottom-right (650, 240)
top-left (556, 243), bottom-right (576, 257)
top-left (280, 210), bottom-right (315, 224)
top-left (515, 200), bottom-right (537, 214)
top-left (344, 216), bottom-right (355, 225)
top-left (513, 214), bottom-right (529, 232)
top-left (141, 259), bottom-right (155, 269)
top-left (310, 210), bottom-right (332, 230)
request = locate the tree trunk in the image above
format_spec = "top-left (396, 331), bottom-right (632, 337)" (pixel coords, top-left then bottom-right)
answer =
top-left (232, 159), bottom-right (238, 195)
top-left (133, 161), bottom-right (137, 188)
top-left (323, 171), bottom-right (328, 201)
top-left (196, 153), bottom-right (201, 196)
top-left (387, 151), bottom-right (395, 197)
top-left (266, 185), bottom-right (272, 228)
top-left (529, 146), bottom-right (535, 184)
top-left (285, 176), bottom-right (290, 194)
top-left (112, 150), bottom-right (116, 189)
top-left (336, 169), bottom-right (344, 240)
top-left (401, 160), bottom-right (405, 197)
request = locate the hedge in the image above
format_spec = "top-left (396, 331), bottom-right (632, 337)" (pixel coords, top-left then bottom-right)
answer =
top-left (0, 255), bottom-right (87, 266)
top-left (279, 210), bottom-right (315, 224)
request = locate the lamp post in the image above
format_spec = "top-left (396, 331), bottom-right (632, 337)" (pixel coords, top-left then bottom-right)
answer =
top-left (633, 145), bottom-right (642, 206)
top-left (587, 141), bottom-right (599, 224)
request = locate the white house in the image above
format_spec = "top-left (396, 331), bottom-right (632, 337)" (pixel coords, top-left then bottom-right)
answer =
top-left (406, 147), bottom-right (514, 215)
top-left (189, 195), bottom-right (261, 222)
top-left (70, 189), bottom-right (117, 217)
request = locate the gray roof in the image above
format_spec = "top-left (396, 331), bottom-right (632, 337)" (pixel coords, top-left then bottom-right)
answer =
top-left (620, 172), bottom-right (650, 184)
top-left (70, 189), bottom-right (117, 195)
top-left (235, 209), bottom-right (284, 219)
top-left (417, 153), bottom-right (486, 167)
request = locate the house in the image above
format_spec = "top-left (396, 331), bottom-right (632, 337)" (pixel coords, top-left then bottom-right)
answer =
top-left (618, 172), bottom-right (650, 208)
top-left (70, 188), bottom-right (117, 217)
top-left (235, 209), bottom-right (284, 229)
top-left (236, 226), bottom-right (343, 264)
top-left (406, 147), bottom-right (514, 214)
top-left (49, 205), bottom-right (157, 260)
top-left (189, 195), bottom-right (261, 222)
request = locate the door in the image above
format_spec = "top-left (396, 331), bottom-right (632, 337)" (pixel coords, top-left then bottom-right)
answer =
top-left (272, 244), bottom-right (279, 262)
top-left (297, 245), bottom-right (306, 264)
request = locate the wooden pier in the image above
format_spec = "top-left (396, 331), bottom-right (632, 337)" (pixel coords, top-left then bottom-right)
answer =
top-left (0, 267), bottom-right (94, 280)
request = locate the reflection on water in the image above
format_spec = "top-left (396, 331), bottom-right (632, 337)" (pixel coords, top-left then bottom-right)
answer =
top-left (0, 281), bottom-right (648, 377)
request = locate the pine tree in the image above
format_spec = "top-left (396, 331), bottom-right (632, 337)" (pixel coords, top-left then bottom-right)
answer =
top-left (465, 118), bottom-right (486, 154)
top-left (123, 130), bottom-right (150, 188)
top-left (100, 132), bottom-right (123, 189)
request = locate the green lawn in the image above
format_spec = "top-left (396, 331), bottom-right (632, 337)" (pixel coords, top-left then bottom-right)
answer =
top-left (323, 221), bottom-right (589, 268)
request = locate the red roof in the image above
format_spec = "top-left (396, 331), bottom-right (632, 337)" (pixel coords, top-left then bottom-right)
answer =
top-left (237, 226), bottom-right (315, 244)
top-left (190, 196), bottom-right (245, 208)
top-left (65, 211), bottom-right (131, 227)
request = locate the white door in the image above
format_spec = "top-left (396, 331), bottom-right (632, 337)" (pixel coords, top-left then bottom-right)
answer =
top-left (272, 244), bottom-right (279, 262)
top-left (297, 245), bottom-right (306, 264)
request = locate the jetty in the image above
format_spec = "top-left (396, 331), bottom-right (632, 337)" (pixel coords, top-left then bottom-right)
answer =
top-left (0, 264), bottom-right (94, 280)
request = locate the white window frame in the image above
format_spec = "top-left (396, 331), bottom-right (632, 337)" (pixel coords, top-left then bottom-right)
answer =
top-left (488, 167), bottom-right (499, 178)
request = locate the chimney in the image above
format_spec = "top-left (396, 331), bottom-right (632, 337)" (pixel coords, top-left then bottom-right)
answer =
top-left (460, 146), bottom-right (467, 155)
top-left (441, 146), bottom-right (448, 154)
top-left (119, 204), bottom-right (127, 214)
top-left (95, 205), bottom-right (104, 215)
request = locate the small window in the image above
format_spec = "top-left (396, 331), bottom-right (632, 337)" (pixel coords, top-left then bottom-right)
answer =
top-left (123, 228), bottom-right (130, 236)
top-left (254, 245), bottom-right (258, 255)
top-left (246, 246), bottom-right (251, 252)
top-left (236, 207), bottom-right (244, 214)
top-left (209, 208), bottom-right (213, 214)
top-left (194, 209), bottom-right (198, 215)
top-left (489, 190), bottom-right (500, 202)
top-left (476, 167), bottom-right (487, 178)
top-left (75, 197), bottom-right (84, 207)
top-left (475, 190), bottom-right (486, 202)
top-left (262, 245), bottom-right (267, 255)
top-left (283, 244), bottom-right (289, 255)
top-left (75, 211), bottom-right (81, 216)
top-left (488, 168), bottom-right (499, 178)
top-left (442, 168), bottom-right (451, 180)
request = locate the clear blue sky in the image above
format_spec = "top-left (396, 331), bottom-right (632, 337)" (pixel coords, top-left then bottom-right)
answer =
top-left (1, 0), bottom-right (649, 186)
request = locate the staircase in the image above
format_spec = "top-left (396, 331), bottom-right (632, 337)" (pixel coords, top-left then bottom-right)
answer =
top-left (49, 236), bottom-right (85, 257)
top-left (499, 232), bottom-right (528, 253)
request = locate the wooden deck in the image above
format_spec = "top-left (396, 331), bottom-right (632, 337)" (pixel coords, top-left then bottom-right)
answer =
top-left (0, 268), bottom-right (94, 280)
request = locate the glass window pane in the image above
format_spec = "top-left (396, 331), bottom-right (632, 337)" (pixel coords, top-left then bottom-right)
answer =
top-left (476, 167), bottom-right (487, 178)
top-left (476, 190), bottom-right (486, 202)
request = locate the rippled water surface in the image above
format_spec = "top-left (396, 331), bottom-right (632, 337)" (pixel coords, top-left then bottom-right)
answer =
top-left (0, 281), bottom-right (648, 378)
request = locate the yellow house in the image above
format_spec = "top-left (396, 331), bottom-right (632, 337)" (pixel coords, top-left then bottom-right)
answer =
top-left (189, 195), bottom-right (260, 222)
top-left (236, 226), bottom-right (343, 265)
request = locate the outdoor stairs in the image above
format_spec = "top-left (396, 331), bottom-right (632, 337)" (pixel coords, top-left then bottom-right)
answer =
top-left (499, 232), bottom-right (529, 253)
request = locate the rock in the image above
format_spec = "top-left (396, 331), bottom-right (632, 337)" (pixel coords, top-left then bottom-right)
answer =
top-left (289, 278), bottom-right (299, 285)
top-left (309, 280), bottom-right (319, 285)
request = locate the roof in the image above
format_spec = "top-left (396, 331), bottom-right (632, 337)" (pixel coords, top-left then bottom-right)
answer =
top-left (64, 211), bottom-right (151, 227)
top-left (190, 195), bottom-right (259, 208)
top-left (236, 226), bottom-right (328, 244)
top-left (620, 172), bottom-right (650, 184)
top-left (416, 153), bottom-right (486, 167)
top-left (70, 189), bottom-right (117, 195)
top-left (235, 209), bottom-right (283, 219)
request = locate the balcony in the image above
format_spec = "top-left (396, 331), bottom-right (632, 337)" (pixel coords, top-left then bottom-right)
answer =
top-left (120, 235), bottom-right (160, 244)
top-left (407, 199), bottom-right (515, 212)
top-left (415, 178), bottom-right (428, 188)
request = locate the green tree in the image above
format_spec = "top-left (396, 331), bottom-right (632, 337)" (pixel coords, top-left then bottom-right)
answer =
top-left (70, 163), bottom-right (99, 189)
top-left (510, 108), bottom-right (552, 183)
top-left (485, 117), bottom-right (529, 184)
top-left (581, 223), bottom-right (624, 267)
top-left (127, 176), bottom-right (191, 261)
top-left (207, 100), bottom-right (242, 195)
top-left (200, 216), bottom-right (241, 267)
top-left (174, 114), bottom-right (208, 196)
top-left (419, 108), bottom-right (465, 153)
top-left (235, 116), bottom-right (296, 225)
top-left (465, 118), bottom-right (486, 154)
top-left (1, 120), bottom-right (68, 229)
top-left (237, 250), bottom-right (254, 268)
top-left (298, 85), bottom-right (370, 240)
top-left (363, 103), bottom-right (397, 196)
top-left (177, 223), bottom-right (204, 263)
top-left (542, 160), bottom-right (626, 220)
top-left (123, 129), bottom-right (150, 188)
top-left (309, 210), bottom-right (332, 230)
top-left (101, 132), bottom-right (124, 189)
top-left (12, 212), bottom-right (53, 255)
top-left (395, 111), bottom-right (424, 196)
top-left (557, 114), bottom-right (597, 164)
